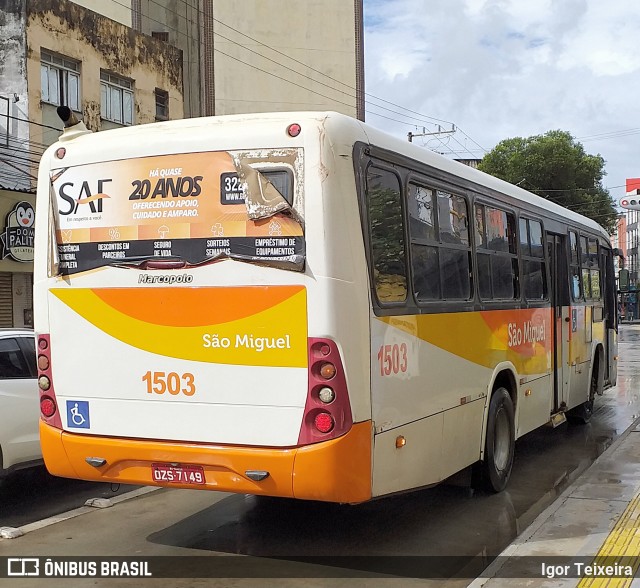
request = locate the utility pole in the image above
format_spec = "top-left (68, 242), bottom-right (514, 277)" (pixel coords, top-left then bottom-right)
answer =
top-left (408, 124), bottom-right (456, 142)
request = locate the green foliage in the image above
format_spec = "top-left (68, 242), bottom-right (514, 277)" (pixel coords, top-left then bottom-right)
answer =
top-left (478, 130), bottom-right (617, 233)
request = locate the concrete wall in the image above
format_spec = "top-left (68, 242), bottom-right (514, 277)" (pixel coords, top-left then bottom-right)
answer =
top-left (70, 0), bottom-right (132, 27)
top-left (138, 0), bottom-right (203, 118)
top-left (0, 1), bottom-right (32, 192)
top-left (212, 0), bottom-right (361, 118)
top-left (26, 0), bottom-right (184, 145)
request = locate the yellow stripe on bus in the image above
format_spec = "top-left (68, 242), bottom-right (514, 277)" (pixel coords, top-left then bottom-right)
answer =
top-left (50, 286), bottom-right (308, 368)
top-left (379, 308), bottom-right (552, 374)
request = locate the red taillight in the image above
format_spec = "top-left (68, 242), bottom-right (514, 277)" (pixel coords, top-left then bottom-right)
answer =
top-left (314, 412), bottom-right (334, 433)
top-left (37, 334), bottom-right (62, 429)
top-left (41, 396), bottom-right (56, 418)
top-left (298, 337), bottom-right (353, 445)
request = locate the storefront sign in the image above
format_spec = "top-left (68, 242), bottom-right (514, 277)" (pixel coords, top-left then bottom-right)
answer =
top-left (1, 201), bottom-right (35, 262)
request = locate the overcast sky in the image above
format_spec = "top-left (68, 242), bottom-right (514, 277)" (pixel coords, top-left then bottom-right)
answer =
top-left (363, 0), bottom-right (640, 202)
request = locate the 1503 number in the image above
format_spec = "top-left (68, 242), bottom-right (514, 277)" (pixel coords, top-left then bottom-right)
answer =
top-left (377, 343), bottom-right (408, 376)
top-left (142, 371), bottom-right (196, 396)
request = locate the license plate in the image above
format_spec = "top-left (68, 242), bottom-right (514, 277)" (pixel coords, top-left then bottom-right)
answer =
top-left (151, 463), bottom-right (205, 485)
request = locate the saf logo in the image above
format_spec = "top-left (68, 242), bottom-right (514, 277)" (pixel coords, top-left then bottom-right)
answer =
top-left (57, 178), bottom-right (112, 216)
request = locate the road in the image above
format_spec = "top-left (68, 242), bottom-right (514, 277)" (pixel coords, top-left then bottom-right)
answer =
top-left (2, 324), bottom-right (639, 582)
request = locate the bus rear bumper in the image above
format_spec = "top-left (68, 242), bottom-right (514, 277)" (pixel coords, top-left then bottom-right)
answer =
top-left (40, 420), bottom-right (373, 504)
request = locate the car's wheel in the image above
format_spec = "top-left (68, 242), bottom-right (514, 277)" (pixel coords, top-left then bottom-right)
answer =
top-left (475, 387), bottom-right (515, 493)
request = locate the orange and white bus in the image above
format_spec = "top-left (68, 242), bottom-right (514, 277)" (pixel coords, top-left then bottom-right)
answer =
top-left (34, 110), bottom-right (617, 503)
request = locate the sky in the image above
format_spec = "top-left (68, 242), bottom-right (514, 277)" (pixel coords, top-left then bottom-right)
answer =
top-left (363, 0), bottom-right (640, 203)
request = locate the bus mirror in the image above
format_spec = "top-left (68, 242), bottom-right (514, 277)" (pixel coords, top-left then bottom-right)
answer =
top-left (612, 248), bottom-right (623, 257)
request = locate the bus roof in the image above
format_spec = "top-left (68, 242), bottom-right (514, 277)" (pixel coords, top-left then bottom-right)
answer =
top-left (43, 110), bottom-right (610, 241)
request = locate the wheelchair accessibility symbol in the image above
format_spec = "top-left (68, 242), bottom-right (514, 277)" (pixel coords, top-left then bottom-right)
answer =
top-left (66, 400), bottom-right (90, 429)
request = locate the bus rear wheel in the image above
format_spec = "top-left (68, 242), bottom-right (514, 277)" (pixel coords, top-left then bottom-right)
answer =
top-left (475, 387), bottom-right (515, 493)
top-left (567, 358), bottom-right (600, 424)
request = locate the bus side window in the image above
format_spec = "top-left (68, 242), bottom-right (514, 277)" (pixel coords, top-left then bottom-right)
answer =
top-left (521, 218), bottom-right (547, 301)
top-left (569, 231), bottom-right (582, 301)
top-left (366, 166), bottom-right (407, 304)
top-left (475, 203), bottom-right (518, 300)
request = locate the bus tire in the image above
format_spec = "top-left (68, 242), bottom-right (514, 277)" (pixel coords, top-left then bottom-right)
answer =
top-left (567, 356), bottom-right (601, 424)
top-left (476, 387), bottom-right (515, 493)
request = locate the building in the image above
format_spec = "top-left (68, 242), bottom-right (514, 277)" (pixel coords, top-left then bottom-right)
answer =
top-left (0, 0), bottom-right (365, 328)
top-left (0, 0), bottom-right (184, 327)
top-left (72, 0), bottom-right (365, 120)
top-left (211, 0), bottom-right (365, 120)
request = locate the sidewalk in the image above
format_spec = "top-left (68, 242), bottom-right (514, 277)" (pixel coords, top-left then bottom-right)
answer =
top-left (470, 417), bottom-right (640, 587)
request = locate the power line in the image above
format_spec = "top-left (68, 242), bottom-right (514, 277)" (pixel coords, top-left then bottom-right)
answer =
top-left (103, 0), bottom-right (483, 155)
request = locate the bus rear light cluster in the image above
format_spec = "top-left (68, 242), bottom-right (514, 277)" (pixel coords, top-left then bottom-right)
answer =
top-left (40, 396), bottom-right (56, 418)
top-left (314, 412), bottom-right (335, 434)
top-left (298, 337), bottom-right (353, 445)
top-left (318, 386), bottom-right (335, 404)
top-left (37, 334), bottom-right (62, 429)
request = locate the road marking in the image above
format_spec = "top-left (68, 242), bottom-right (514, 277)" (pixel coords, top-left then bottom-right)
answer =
top-left (577, 491), bottom-right (640, 588)
top-left (2, 486), bottom-right (159, 539)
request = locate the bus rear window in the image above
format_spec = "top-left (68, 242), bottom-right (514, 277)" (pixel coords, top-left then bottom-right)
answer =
top-left (49, 149), bottom-right (304, 275)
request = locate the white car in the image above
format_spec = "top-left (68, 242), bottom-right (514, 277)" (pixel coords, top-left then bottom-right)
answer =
top-left (0, 329), bottom-right (42, 478)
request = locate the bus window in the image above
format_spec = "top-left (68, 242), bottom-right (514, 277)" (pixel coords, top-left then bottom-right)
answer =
top-left (589, 238), bottom-right (601, 300)
top-left (569, 231), bottom-right (582, 300)
top-left (366, 167), bottom-right (407, 303)
top-left (580, 236), bottom-right (591, 298)
top-left (520, 218), bottom-right (547, 301)
top-left (475, 204), bottom-right (518, 300)
top-left (409, 185), bottom-right (470, 301)
top-left (48, 149), bottom-right (305, 274)
top-left (408, 184), bottom-right (436, 241)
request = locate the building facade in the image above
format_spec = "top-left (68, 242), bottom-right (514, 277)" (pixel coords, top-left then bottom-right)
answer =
top-left (211, 0), bottom-right (365, 120)
top-left (72, 0), bottom-right (366, 120)
top-left (0, 0), bottom-right (184, 328)
top-left (0, 0), bottom-right (365, 328)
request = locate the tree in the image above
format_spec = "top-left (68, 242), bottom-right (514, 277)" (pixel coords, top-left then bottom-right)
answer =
top-left (478, 130), bottom-right (617, 233)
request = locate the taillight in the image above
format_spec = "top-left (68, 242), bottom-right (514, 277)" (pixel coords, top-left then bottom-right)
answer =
top-left (318, 362), bottom-right (336, 379)
top-left (40, 396), bottom-right (56, 418)
top-left (314, 412), bottom-right (334, 434)
top-left (298, 337), bottom-right (353, 445)
top-left (37, 334), bottom-right (62, 429)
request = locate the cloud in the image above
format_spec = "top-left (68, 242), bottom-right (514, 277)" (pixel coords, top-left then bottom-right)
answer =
top-left (364, 0), bottom-right (640, 192)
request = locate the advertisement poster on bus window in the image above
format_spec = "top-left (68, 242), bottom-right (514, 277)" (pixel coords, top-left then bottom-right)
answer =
top-left (49, 150), bottom-right (304, 275)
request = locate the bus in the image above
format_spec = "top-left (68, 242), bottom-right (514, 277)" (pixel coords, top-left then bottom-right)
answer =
top-left (34, 110), bottom-right (618, 503)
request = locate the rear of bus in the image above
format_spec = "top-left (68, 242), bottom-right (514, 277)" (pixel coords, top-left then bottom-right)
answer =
top-left (34, 111), bottom-right (373, 503)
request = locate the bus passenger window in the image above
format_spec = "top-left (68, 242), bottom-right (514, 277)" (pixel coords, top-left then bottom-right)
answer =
top-left (569, 231), bottom-right (582, 301)
top-left (408, 185), bottom-right (436, 241)
top-left (441, 248), bottom-right (471, 299)
top-left (409, 185), bottom-right (471, 301)
top-left (588, 238), bottom-right (601, 300)
top-left (521, 219), bottom-right (547, 301)
top-left (411, 244), bottom-right (440, 300)
top-left (492, 257), bottom-right (517, 299)
top-left (366, 167), bottom-right (407, 303)
top-left (519, 218), bottom-right (530, 255)
top-left (438, 191), bottom-right (469, 245)
top-left (476, 204), bottom-right (518, 300)
top-left (582, 268), bottom-right (592, 298)
top-left (477, 253), bottom-right (492, 299)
